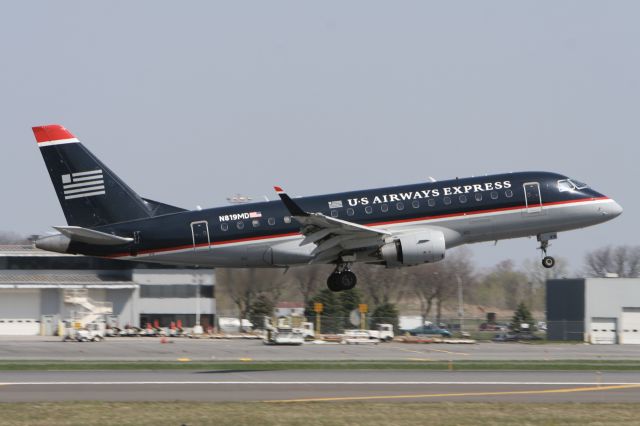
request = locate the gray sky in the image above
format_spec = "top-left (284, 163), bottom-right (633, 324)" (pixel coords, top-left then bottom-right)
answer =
top-left (1, 1), bottom-right (637, 272)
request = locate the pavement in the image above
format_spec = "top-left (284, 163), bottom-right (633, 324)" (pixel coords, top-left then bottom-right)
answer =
top-left (1, 336), bottom-right (640, 361)
top-left (2, 370), bottom-right (640, 402)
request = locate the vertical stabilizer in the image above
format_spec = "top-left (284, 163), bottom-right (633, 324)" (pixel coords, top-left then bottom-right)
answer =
top-left (33, 124), bottom-right (154, 227)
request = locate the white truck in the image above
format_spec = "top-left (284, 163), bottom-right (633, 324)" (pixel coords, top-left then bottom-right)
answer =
top-left (294, 322), bottom-right (315, 340)
top-left (63, 322), bottom-right (106, 342)
top-left (367, 324), bottom-right (395, 342)
top-left (264, 326), bottom-right (304, 345)
top-left (341, 324), bottom-right (395, 344)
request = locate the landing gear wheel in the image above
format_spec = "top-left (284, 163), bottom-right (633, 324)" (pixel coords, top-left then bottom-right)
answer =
top-left (339, 271), bottom-right (357, 290)
top-left (542, 256), bottom-right (555, 269)
top-left (327, 273), bottom-right (342, 292)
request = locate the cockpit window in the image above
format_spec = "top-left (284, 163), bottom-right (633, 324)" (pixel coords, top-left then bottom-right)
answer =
top-left (569, 179), bottom-right (589, 189)
top-left (557, 180), bottom-right (574, 192)
top-left (558, 179), bottom-right (589, 192)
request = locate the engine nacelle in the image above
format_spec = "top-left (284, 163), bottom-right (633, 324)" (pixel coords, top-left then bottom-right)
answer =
top-left (380, 230), bottom-right (446, 267)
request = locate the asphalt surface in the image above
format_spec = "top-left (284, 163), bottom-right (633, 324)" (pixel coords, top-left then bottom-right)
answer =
top-left (1, 336), bottom-right (640, 361)
top-left (2, 370), bottom-right (640, 403)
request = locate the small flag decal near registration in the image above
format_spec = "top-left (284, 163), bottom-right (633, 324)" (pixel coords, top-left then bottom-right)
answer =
top-left (328, 200), bottom-right (343, 209)
top-left (249, 211), bottom-right (262, 218)
top-left (61, 169), bottom-right (105, 200)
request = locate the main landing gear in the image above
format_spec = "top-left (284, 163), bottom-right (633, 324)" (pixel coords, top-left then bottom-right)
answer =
top-left (537, 233), bottom-right (557, 269)
top-left (326, 264), bottom-right (357, 292)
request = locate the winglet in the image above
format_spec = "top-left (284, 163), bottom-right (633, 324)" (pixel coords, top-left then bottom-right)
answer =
top-left (274, 186), bottom-right (308, 217)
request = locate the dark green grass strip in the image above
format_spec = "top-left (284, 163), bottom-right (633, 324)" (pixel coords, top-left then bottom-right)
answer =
top-left (0, 359), bottom-right (639, 371)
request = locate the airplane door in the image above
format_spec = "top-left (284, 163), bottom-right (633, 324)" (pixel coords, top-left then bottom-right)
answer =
top-left (523, 182), bottom-right (542, 214)
top-left (190, 221), bottom-right (210, 250)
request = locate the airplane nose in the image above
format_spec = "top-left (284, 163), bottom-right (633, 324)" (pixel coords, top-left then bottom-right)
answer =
top-left (607, 200), bottom-right (623, 218)
top-left (611, 201), bottom-right (623, 216)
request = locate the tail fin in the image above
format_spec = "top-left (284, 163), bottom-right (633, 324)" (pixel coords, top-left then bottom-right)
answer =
top-left (33, 124), bottom-right (183, 227)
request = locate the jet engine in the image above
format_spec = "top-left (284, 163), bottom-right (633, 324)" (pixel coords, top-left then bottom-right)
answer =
top-left (380, 229), bottom-right (446, 267)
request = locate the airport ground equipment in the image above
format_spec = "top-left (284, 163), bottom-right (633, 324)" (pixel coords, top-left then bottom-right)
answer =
top-left (365, 323), bottom-right (394, 342)
top-left (61, 289), bottom-right (111, 341)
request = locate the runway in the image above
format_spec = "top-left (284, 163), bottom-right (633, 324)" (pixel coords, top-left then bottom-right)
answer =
top-left (2, 370), bottom-right (640, 403)
top-left (2, 336), bottom-right (640, 361)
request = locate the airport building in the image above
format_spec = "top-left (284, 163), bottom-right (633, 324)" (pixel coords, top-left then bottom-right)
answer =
top-left (546, 278), bottom-right (640, 344)
top-left (0, 246), bottom-right (216, 335)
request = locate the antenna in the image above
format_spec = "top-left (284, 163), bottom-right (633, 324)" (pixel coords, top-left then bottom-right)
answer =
top-left (226, 194), bottom-right (253, 204)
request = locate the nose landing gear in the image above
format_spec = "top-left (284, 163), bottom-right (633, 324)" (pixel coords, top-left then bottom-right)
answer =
top-left (537, 233), bottom-right (557, 269)
top-left (326, 264), bottom-right (357, 292)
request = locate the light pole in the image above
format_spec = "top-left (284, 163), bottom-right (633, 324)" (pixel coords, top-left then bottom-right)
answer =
top-left (193, 271), bottom-right (203, 335)
top-left (457, 274), bottom-right (464, 332)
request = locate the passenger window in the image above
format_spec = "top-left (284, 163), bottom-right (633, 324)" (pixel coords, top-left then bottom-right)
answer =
top-left (236, 221), bottom-right (244, 230)
top-left (428, 199), bottom-right (436, 207)
top-left (505, 189), bottom-right (513, 198)
top-left (475, 193), bottom-right (482, 202)
top-left (381, 204), bottom-right (389, 213)
top-left (396, 202), bottom-right (404, 211)
top-left (252, 219), bottom-right (260, 228)
top-left (490, 191), bottom-right (498, 200)
top-left (331, 210), bottom-right (339, 218)
top-left (268, 217), bottom-right (275, 226)
top-left (412, 200), bottom-right (420, 209)
top-left (346, 208), bottom-right (355, 216)
top-left (443, 197), bottom-right (451, 205)
top-left (365, 206), bottom-right (373, 214)
top-left (284, 216), bottom-right (292, 224)
top-left (459, 195), bottom-right (467, 203)
top-left (220, 223), bottom-right (229, 231)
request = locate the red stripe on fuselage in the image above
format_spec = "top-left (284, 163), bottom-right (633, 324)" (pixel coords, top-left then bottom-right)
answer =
top-left (105, 196), bottom-right (609, 259)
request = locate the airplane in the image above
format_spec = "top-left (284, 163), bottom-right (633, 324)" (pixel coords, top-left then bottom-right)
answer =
top-left (33, 124), bottom-right (623, 292)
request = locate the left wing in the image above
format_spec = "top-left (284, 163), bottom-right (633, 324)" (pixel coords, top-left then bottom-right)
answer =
top-left (274, 186), bottom-right (390, 263)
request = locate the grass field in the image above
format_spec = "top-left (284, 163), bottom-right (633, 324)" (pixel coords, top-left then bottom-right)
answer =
top-left (1, 359), bottom-right (640, 371)
top-left (1, 402), bottom-right (640, 426)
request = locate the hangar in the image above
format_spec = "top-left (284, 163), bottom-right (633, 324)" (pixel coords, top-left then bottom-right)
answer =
top-left (546, 278), bottom-right (640, 344)
top-left (0, 245), bottom-right (216, 335)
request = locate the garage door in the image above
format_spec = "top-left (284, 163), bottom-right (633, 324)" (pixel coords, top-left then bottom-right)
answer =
top-left (0, 319), bottom-right (40, 335)
top-left (621, 308), bottom-right (640, 344)
top-left (590, 317), bottom-right (617, 344)
top-left (0, 290), bottom-right (40, 335)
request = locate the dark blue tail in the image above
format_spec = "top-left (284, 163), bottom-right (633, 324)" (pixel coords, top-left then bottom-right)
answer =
top-left (33, 124), bottom-right (184, 228)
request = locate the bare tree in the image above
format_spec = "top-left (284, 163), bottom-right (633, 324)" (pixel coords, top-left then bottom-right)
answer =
top-left (522, 256), bottom-right (569, 312)
top-left (432, 249), bottom-right (475, 323)
top-left (290, 265), bottom-right (332, 305)
top-left (585, 246), bottom-right (640, 278)
top-left (409, 263), bottom-right (443, 323)
top-left (469, 259), bottom-right (529, 311)
top-left (216, 268), bottom-right (287, 321)
top-left (354, 264), bottom-right (409, 307)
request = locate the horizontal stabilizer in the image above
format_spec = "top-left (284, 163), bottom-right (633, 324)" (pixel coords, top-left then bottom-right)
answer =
top-left (53, 226), bottom-right (133, 246)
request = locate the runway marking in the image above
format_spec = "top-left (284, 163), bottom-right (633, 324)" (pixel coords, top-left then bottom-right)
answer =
top-left (396, 347), bottom-right (470, 356)
top-left (1, 381), bottom-right (640, 386)
top-left (424, 348), bottom-right (470, 356)
top-left (265, 384), bottom-right (640, 403)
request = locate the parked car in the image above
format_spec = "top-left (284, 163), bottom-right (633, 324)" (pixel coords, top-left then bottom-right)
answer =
top-left (492, 331), bottom-right (542, 342)
top-left (403, 324), bottom-right (451, 338)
